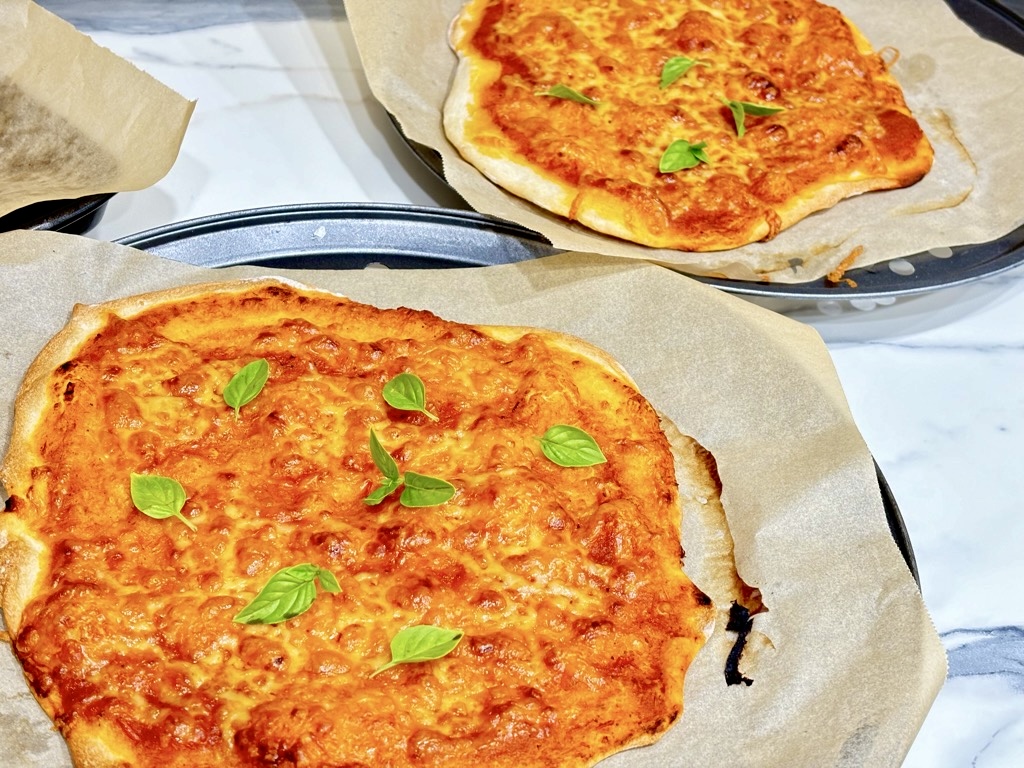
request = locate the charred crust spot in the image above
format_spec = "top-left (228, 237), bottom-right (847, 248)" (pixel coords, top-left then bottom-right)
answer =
top-left (724, 602), bottom-right (755, 687)
top-left (645, 716), bottom-right (666, 734)
top-left (62, 381), bottom-right (75, 402)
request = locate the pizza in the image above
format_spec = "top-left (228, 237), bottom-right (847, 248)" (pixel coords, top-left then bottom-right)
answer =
top-left (0, 278), bottom-right (716, 767)
top-left (443, 0), bottom-right (934, 252)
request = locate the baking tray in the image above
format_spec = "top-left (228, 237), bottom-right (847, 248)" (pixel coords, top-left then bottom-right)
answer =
top-left (947, 0), bottom-right (1024, 55)
top-left (0, 193), bottom-right (112, 235)
top-left (388, 0), bottom-right (1024, 301)
top-left (116, 203), bottom-right (919, 583)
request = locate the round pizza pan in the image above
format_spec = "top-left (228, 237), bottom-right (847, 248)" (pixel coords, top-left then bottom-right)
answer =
top-left (116, 203), bottom-right (558, 268)
top-left (946, 0), bottom-right (1024, 56)
top-left (386, 0), bottom-right (1024, 301)
top-left (116, 203), bottom-right (919, 583)
top-left (0, 193), bottom-right (113, 235)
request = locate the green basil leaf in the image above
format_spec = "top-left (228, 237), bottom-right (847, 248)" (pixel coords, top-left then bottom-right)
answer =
top-left (658, 139), bottom-right (710, 173)
top-left (535, 83), bottom-right (598, 105)
top-left (399, 471), bottom-right (455, 508)
top-left (537, 425), bottom-right (607, 467)
top-left (233, 563), bottom-right (340, 624)
top-left (223, 358), bottom-right (270, 413)
top-left (317, 568), bottom-right (342, 594)
top-left (659, 56), bottom-right (707, 88)
top-left (364, 476), bottom-right (403, 506)
top-left (369, 429), bottom-right (401, 480)
top-left (382, 372), bottom-right (438, 421)
top-left (365, 430), bottom-right (404, 505)
top-left (130, 472), bottom-right (196, 531)
top-left (370, 625), bottom-right (464, 677)
top-left (723, 98), bottom-right (784, 138)
top-left (362, 431), bottom-right (452, 507)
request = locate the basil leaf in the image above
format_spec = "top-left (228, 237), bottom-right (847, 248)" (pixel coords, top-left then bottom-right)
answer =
top-left (130, 472), bottom-right (196, 531)
top-left (317, 568), bottom-right (342, 594)
top-left (535, 83), bottom-right (598, 105)
top-left (369, 429), bottom-right (400, 480)
top-left (382, 373), bottom-right (438, 421)
top-left (223, 358), bottom-right (270, 414)
top-left (364, 476), bottom-right (403, 506)
top-left (399, 471), bottom-right (455, 508)
top-left (370, 625), bottom-right (464, 678)
top-left (362, 431), bottom-right (453, 507)
top-left (233, 563), bottom-right (340, 624)
top-left (723, 98), bottom-right (784, 138)
top-left (658, 139), bottom-right (710, 173)
top-left (538, 425), bottom-right (607, 467)
top-left (659, 56), bottom-right (707, 88)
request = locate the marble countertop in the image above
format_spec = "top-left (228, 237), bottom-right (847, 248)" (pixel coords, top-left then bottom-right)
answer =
top-left (28, 1), bottom-right (1024, 765)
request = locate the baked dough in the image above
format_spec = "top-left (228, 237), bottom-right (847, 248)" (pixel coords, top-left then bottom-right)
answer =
top-left (1, 278), bottom-right (716, 767)
top-left (443, 0), bottom-right (934, 251)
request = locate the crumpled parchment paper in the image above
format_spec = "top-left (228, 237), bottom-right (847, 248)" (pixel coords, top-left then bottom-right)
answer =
top-left (0, 0), bottom-right (194, 218)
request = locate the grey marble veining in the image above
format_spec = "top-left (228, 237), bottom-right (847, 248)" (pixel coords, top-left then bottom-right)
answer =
top-left (37, 0), bottom-right (344, 33)
top-left (945, 627), bottom-right (1024, 689)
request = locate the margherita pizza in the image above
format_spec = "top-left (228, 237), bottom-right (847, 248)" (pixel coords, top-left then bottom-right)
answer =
top-left (0, 279), bottom-right (716, 767)
top-left (443, 0), bottom-right (934, 251)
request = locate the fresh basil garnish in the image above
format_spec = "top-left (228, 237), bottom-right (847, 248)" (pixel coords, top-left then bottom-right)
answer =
top-left (364, 477), bottom-right (402, 506)
top-left (723, 98), bottom-right (784, 138)
top-left (363, 430), bottom-right (454, 507)
top-left (537, 425), bottom-right (607, 467)
top-left (365, 428), bottom-right (401, 505)
top-left (660, 56), bottom-right (708, 88)
top-left (370, 625), bottom-right (464, 678)
top-left (382, 373), bottom-right (438, 421)
top-left (535, 84), bottom-right (598, 105)
top-left (658, 139), bottom-right (710, 173)
top-left (369, 428), bottom-right (400, 481)
top-left (233, 563), bottom-right (341, 625)
top-left (223, 358), bottom-right (270, 414)
top-left (399, 471), bottom-right (456, 508)
top-left (130, 472), bottom-right (196, 531)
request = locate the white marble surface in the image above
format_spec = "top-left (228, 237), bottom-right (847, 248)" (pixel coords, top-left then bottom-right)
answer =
top-left (28, 1), bottom-right (1024, 765)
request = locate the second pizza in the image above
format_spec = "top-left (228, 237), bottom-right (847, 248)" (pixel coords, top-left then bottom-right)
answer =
top-left (444, 0), bottom-right (934, 252)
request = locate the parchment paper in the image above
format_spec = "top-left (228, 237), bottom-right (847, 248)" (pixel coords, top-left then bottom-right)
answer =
top-left (346, 0), bottom-right (1024, 284)
top-left (0, 230), bottom-right (945, 766)
top-left (0, 0), bottom-right (194, 218)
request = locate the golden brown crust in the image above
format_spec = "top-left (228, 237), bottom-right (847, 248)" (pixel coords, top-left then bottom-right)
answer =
top-left (443, 0), bottom-right (934, 252)
top-left (1, 278), bottom-right (715, 767)
top-left (0, 526), bottom-right (46, 636)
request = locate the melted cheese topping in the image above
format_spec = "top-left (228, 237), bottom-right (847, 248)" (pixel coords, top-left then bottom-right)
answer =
top-left (3, 282), bottom-right (711, 767)
top-left (447, 0), bottom-right (934, 251)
